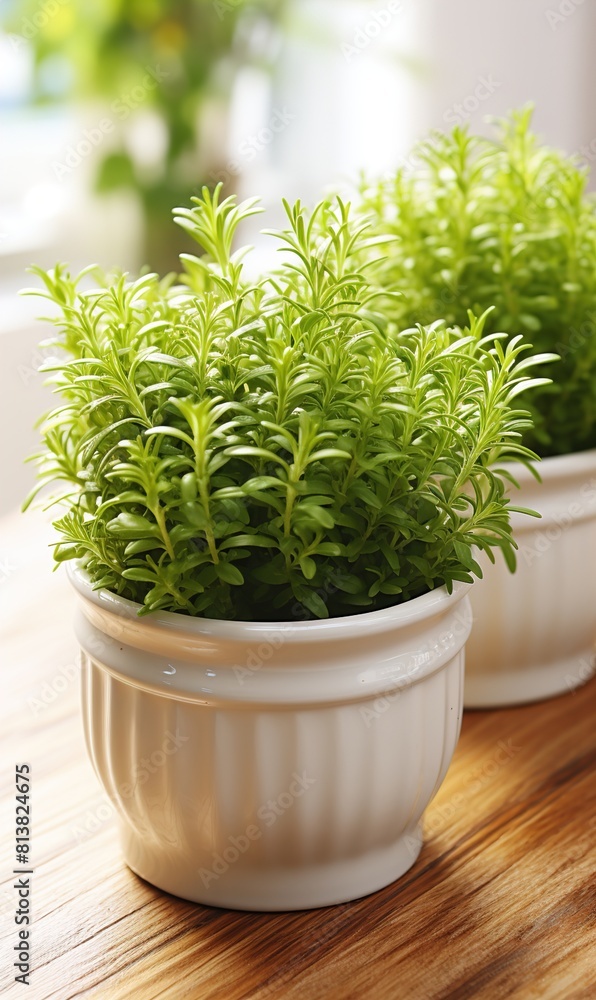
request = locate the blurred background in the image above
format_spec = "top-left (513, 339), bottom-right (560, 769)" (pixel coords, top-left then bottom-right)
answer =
top-left (2, 0), bottom-right (596, 513)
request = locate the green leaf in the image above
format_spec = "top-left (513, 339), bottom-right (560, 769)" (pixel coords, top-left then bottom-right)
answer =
top-left (333, 572), bottom-right (364, 594)
top-left (180, 473), bottom-right (198, 501)
top-left (180, 502), bottom-right (209, 529)
top-left (124, 538), bottom-right (162, 555)
top-left (107, 513), bottom-right (161, 538)
top-left (218, 534), bottom-right (277, 550)
top-left (315, 542), bottom-right (343, 556)
top-left (296, 588), bottom-right (329, 619)
top-left (453, 539), bottom-right (473, 569)
top-left (215, 562), bottom-right (245, 586)
top-left (299, 556), bottom-right (317, 580)
top-left (293, 505), bottom-right (335, 529)
top-left (122, 568), bottom-right (158, 583)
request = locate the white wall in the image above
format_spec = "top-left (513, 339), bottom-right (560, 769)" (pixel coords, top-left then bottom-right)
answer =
top-left (421, 0), bottom-right (596, 163)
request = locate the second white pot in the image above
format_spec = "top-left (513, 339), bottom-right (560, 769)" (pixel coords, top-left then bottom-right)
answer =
top-left (70, 567), bottom-right (472, 911)
top-left (465, 449), bottom-right (596, 707)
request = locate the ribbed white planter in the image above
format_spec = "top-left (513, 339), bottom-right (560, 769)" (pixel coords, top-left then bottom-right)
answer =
top-left (465, 449), bottom-right (596, 708)
top-left (69, 567), bottom-right (472, 911)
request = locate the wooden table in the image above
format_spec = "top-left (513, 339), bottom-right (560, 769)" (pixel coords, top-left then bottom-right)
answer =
top-left (1, 508), bottom-right (595, 1000)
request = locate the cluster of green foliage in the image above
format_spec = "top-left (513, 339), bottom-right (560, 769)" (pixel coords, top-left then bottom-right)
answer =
top-left (358, 107), bottom-right (596, 457)
top-left (25, 187), bottom-right (553, 620)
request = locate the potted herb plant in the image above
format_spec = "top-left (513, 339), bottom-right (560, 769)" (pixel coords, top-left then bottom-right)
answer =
top-left (360, 107), bottom-right (596, 707)
top-left (25, 187), bottom-right (548, 909)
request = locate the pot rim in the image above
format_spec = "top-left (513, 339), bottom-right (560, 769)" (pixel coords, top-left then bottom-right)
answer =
top-left (499, 446), bottom-right (596, 485)
top-left (68, 563), bottom-right (471, 643)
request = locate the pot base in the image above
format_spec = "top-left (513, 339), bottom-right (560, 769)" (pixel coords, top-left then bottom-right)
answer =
top-left (120, 823), bottom-right (424, 911)
top-left (464, 649), bottom-right (595, 708)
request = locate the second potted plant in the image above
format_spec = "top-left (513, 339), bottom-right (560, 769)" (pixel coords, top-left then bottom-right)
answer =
top-left (25, 187), bottom-right (547, 907)
top-left (360, 108), bottom-right (596, 706)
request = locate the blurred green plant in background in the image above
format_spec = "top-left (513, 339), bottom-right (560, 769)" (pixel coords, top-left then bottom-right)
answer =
top-left (9, 0), bottom-right (285, 269)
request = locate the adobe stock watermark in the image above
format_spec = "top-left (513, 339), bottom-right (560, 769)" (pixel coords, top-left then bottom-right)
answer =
top-left (72, 728), bottom-right (189, 844)
top-left (17, 346), bottom-right (56, 388)
top-left (27, 659), bottom-right (80, 717)
top-left (443, 75), bottom-right (502, 127)
top-left (233, 631), bottom-right (286, 685)
top-left (198, 771), bottom-right (316, 888)
top-left (394, 76), bottom-right (501, 175)
top-left (545, 0), bottom-right (586, 31)
top-left (359, 606), bottom-right (471, 727)
top-left (27, 626), bottom-right (117, 717)
top-left (405, 736), bottom-right (523, 856)
top-left (565, 652), bottom-right (596, 695)
top-left (519, 478), bottom-right (596, 567)
top-left (9, 0), bottom-right (71, 50)
top-left (212, 0), bottom-right (244, 20)
top-left (232, 570), bottom-right (353, 685)
top-left (577, 137), bottom-right (596, 164)
top-left (52, 65), bottom-right (169, 181)
top-left (210, 107), bottom-right (296, 187)
top-left (403, 273), bottom-right (459, 329)
top-left (0, 556), bottom-right (17, 585)
top-left (395, 132), bottom-right (441, 174)
top-left (550, 309), bottom-right (596, 363)
top-left (342, 1), bottom-right (403, 62)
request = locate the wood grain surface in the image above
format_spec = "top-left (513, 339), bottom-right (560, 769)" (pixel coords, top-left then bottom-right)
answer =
top-left (1, 508), bottom-right (595, 1000)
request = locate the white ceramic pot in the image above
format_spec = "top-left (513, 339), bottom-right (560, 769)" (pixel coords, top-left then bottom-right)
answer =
top-left (69, 567), bottom-right (472, 911)
top-left (465, 449), bottom-right (596, 708)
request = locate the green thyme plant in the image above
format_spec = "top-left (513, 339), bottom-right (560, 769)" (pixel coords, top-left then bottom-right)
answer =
top-left (358, 106), bottom-right (596, 457)
top-left (24, 187), bottom-right (553, 620)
